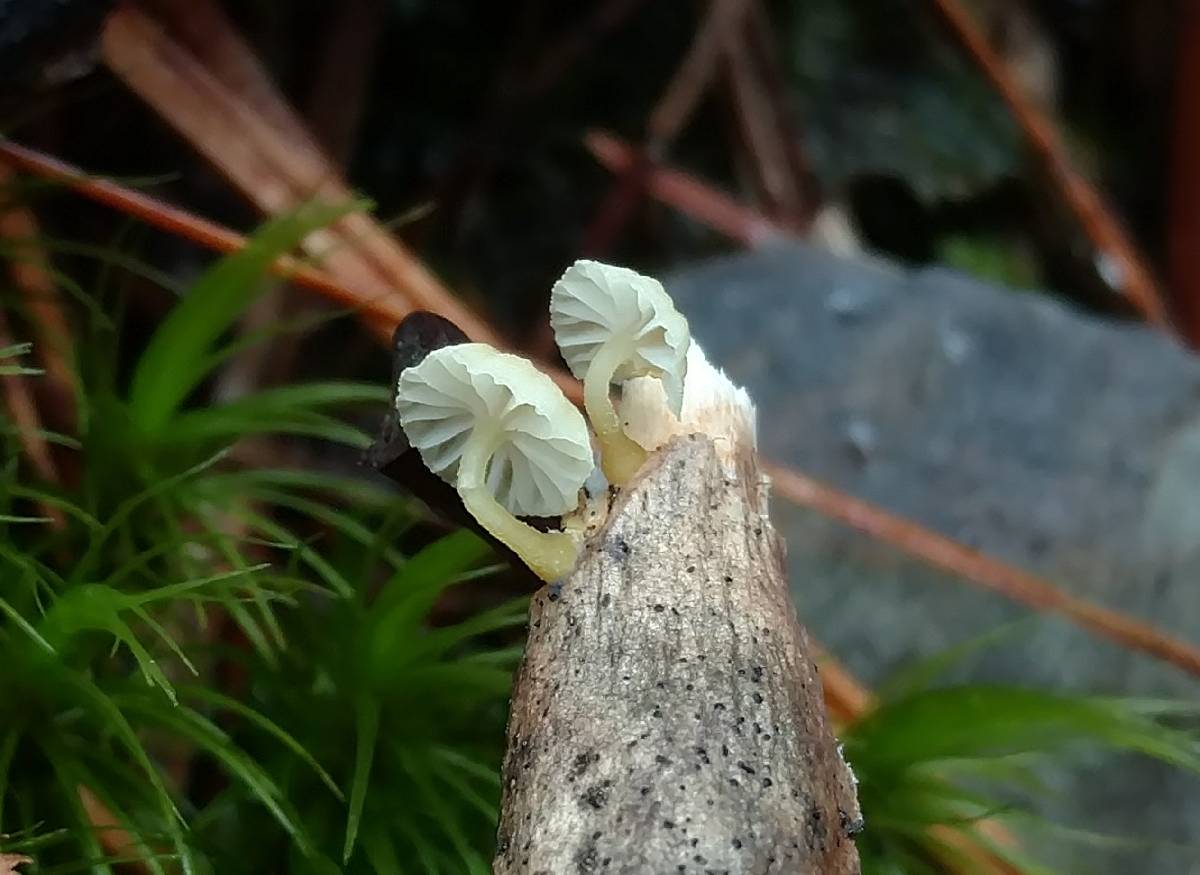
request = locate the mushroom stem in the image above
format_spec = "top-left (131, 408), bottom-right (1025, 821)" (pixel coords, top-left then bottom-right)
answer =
top-left (584, 339), bottom-right (649, 486)
top-left (457, 428), bottom-right (581, 582)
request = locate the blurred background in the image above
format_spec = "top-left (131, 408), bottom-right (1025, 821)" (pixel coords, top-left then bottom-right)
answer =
top-left (2, 1), bottom-right (1200, 873)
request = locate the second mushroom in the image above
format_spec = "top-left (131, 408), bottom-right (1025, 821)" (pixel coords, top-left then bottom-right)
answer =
top-left (550, 259), bottom-right (691, 487)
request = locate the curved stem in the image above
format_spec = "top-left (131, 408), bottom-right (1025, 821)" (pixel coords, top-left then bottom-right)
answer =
top-left (584, 339), bottom-right (648, 486)
top-left (457, 429), bottom-right (581, 582)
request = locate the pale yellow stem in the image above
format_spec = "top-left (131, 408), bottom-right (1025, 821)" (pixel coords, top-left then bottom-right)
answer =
top-left (584, 339), bottom-right (648, 486)
top-left (457, 428), bottom-right (581, 582)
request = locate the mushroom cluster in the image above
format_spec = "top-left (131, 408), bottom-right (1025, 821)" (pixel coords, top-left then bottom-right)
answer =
top-left (392, 260), bottom-right (694, 582)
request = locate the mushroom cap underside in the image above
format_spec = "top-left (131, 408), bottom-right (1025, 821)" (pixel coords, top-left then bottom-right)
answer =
top-left (396, 343), bottom-right (594, 517)
top-left (550, 259), bottom-right (690, 396)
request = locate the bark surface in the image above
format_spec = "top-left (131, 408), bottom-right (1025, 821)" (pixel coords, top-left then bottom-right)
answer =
top-left (494, 435), bottom-right (862, 874)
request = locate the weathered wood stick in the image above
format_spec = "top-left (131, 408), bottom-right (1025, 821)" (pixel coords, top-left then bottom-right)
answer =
top-left (494, 434), bottom-right (862, 874)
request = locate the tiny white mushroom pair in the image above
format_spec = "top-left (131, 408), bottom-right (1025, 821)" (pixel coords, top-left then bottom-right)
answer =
top-left (395, 260), bottom-right (690, 582)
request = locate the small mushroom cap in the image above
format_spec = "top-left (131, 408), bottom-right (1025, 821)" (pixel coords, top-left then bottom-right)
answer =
top-left (396, 343), bottom-right (594, 517)
top-left (550, 259), bottom-right (690, 410)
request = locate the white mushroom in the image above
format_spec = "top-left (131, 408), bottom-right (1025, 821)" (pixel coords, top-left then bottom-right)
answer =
top-left (396, 343), bottom-right (593, 581)
top-left (550, 259), bottom-right (690, 485)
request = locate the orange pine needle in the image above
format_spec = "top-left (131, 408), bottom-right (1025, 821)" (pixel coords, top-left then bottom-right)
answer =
top-left (584, 130), bottom-right (782, 246)
top-left (100, 4), bottom-right (500, 347)
top-left (767, 462), bottom-right (1200, 677)
top-left (0, 164), bottom-right (77, 433)
top-left (0, 140), bottom-right (401, 335)
top-left (810, 641), bottom-right (873, 723)
top-left (0, 310), bottom-right (64, 528)
top-left (78, 786), bottom-right (148, 871)
top-left (926, 0), bottom-right (1171, 329)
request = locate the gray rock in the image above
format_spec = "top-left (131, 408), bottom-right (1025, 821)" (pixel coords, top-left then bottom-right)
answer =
top-left (666, 242), bottom-right (1200, 872)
